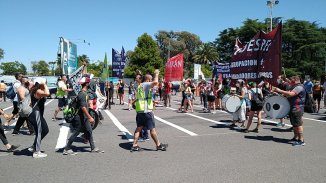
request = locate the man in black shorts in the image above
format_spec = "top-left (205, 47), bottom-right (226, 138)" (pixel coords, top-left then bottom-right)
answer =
top-left (274, 75), bottom-right (306, 146)
top-left (130, 69), bottom-right (168, 152)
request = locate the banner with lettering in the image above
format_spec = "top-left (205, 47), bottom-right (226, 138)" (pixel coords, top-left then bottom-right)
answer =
top-left (112, 48), bottom-right (122, 78)
top-left (164, 54), bottom-right (184, 81)
top-left (212, 62), bottom-right (231, 79)
top-left (230, 23), bottom-right (282, 85)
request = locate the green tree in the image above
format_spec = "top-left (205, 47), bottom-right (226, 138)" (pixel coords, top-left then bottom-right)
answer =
top-left (54, 57), bottom-right (62, 76)
top-left (155, 31), bottom-right (202, 62)
top-left (87, 60), bottom-right (103, 77)
top-left (32, 60), bottom-right (50, 76)
top-left (0, 48), bottom-right (4, 60)
top-left (124, 33), bottom-right (163, 78)
top-left (0, 61), bottom-right (27, 75)
top-left (193, 43), bottom-right (219, 64)
top-left (212, 28), bottom-right (238, 62)
top-left (78, 54), bottom-right (90, 68)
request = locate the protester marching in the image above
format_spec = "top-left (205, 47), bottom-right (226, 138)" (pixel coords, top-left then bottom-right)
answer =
top-left (2, 20), bottom-right (325, 163)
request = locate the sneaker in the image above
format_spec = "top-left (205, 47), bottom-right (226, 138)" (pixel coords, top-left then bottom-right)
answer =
top-left (63, 149), bottom-right (77, 155)
top-left (52, 117), bottom-right (57, 121)
top-left (292, 140), bottom-right (305, 147)
top-left (229, 124), bottom-right (237, 128)
top-left (7, 145), bottom-right (20, 152)
top-left (91, 148), bottom-right (104, 153)
top-left (28, 146), bottom-right (34, 152)
top-left (289, 138), bottom-right (298, 144)
top-left (130, 145), bottom-right (141, 152)
top-left (242, 129), bottom-right (249, 133)
top-left (138, 138), bottom-right (145, 142)
top-left (157, 143), bottom-right (168, 151)
top-left (33, 151), bottom-right (47, 158)
top-left (276, 122), bottom-right (285, 127)
top-left (251, 128), bottom-right (259, 133)
top-left (145, 138), bottom-right (150, 141)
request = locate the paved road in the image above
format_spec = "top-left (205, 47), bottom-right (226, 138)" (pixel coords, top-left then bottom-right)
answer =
top-left (0, 95), bottom-right (326, 183)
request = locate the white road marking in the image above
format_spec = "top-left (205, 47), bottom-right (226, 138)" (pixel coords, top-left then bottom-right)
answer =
top-left (3, 106), bottom-right (13, 111)
top-left (55, 124), bottom-right (70, 150)
top-left (154, 116), bottom-right (198, 136)
top-left (303, 117), bottom-right (326, 123)
top-left (104, 109), bottom-right (134, 142)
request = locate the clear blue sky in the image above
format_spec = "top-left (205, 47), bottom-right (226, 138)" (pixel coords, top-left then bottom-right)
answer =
top-left (1, 0), bottom-right (325, 72)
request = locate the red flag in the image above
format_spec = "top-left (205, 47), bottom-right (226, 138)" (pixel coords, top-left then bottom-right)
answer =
top-left (164, 54), bottom-right (184, 82)
top-left (230, 23), bottom-right (282, 86)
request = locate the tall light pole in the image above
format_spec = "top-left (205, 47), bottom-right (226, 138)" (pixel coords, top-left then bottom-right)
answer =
top-left (267, 0), bottom-right (279, 32)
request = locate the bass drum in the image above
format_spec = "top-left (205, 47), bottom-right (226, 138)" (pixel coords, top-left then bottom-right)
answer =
top-left (222, 94), bottom-right (241, 113)
top-left (263, 95), bottom-right (290, 119)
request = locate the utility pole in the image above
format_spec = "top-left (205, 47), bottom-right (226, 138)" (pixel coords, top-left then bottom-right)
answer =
top-left (267, 0), bottom-right (279, 32)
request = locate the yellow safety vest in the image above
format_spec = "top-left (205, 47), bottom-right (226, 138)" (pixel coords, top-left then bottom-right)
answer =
top-left (135, 84), bottom-right (153, 112)
top-left (56, 81), bottom-right (66, 97)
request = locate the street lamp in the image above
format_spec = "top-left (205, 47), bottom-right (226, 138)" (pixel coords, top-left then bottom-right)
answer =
top-left (267, 0), bottom-right (279, 32)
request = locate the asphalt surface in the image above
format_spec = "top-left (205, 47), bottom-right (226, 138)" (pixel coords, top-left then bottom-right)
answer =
top-left (0, 95), bottom-right (326, 183)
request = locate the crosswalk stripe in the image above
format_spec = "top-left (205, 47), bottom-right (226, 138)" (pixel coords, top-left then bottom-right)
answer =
top-left (103, 109), bottom-right (134, 142)
top-left (55, 124), bottom-right (70, 150)
top-left (154, 116), bottom-right (198, 136)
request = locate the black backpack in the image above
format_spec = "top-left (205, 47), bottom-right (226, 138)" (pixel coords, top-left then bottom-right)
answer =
top-left (6, 85), bottom-right (16, 100)
top-left (250, 88), bottom-right (264, 109)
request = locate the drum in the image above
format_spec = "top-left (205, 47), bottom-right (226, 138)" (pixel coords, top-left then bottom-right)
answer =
top-left (222, 94), bottom-right (241, 113)
top-left (263, 95), bottom-right (290, 119)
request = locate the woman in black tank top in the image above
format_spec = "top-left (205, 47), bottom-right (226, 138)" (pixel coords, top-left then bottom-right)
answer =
top-left (29, 81), bottom-right (50, 158)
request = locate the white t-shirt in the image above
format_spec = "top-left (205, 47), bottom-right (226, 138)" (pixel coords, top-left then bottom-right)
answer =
top-left (13, 80), bottom-right (21, 101)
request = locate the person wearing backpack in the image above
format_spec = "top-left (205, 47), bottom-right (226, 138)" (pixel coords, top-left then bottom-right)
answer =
top-left (243, 82), bottom-right (263, 133)
top-left (273, 75), bottom-right (306, 146)
top-left (63, 76), bottom-right (104, 155)
top-left (5, 73), bottom-right (24, 126)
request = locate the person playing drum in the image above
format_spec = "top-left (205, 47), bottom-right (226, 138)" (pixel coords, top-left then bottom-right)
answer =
top-left (229, 80), bottom-right (247, 128)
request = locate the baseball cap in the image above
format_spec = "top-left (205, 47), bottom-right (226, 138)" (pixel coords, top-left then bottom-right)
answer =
top-left (79, 77), bottom-right (91, 84)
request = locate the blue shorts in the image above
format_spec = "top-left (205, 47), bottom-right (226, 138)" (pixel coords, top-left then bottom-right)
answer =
top-left (136, 112), bottom-right (155, 130)
top-left (58, 97), bottom-right (68, 108)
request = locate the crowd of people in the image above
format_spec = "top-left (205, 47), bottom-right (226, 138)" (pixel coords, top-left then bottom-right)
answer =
top-left (1, 70), bottom-right (326, 157)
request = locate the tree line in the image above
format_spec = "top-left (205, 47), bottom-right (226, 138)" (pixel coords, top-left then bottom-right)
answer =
top-left (1, 18), bottom-right (326, 80)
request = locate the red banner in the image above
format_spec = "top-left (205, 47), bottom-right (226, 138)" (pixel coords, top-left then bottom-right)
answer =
top-left (164, 54), bottom-right (184, 81)
top-left (230, 23), bottom-right (282, 85)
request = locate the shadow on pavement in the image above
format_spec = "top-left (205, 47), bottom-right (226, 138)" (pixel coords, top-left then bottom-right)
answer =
top-left (13, 148), bottom-right (32, 157)
top-left (244, 135), bottom-right (290, 144)
top-left (210, 124), bottom-right (229, 129)
top-left (270, 127), bottom-right (293, 132)
top-left (119, 142), bottom-right (133, 151)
